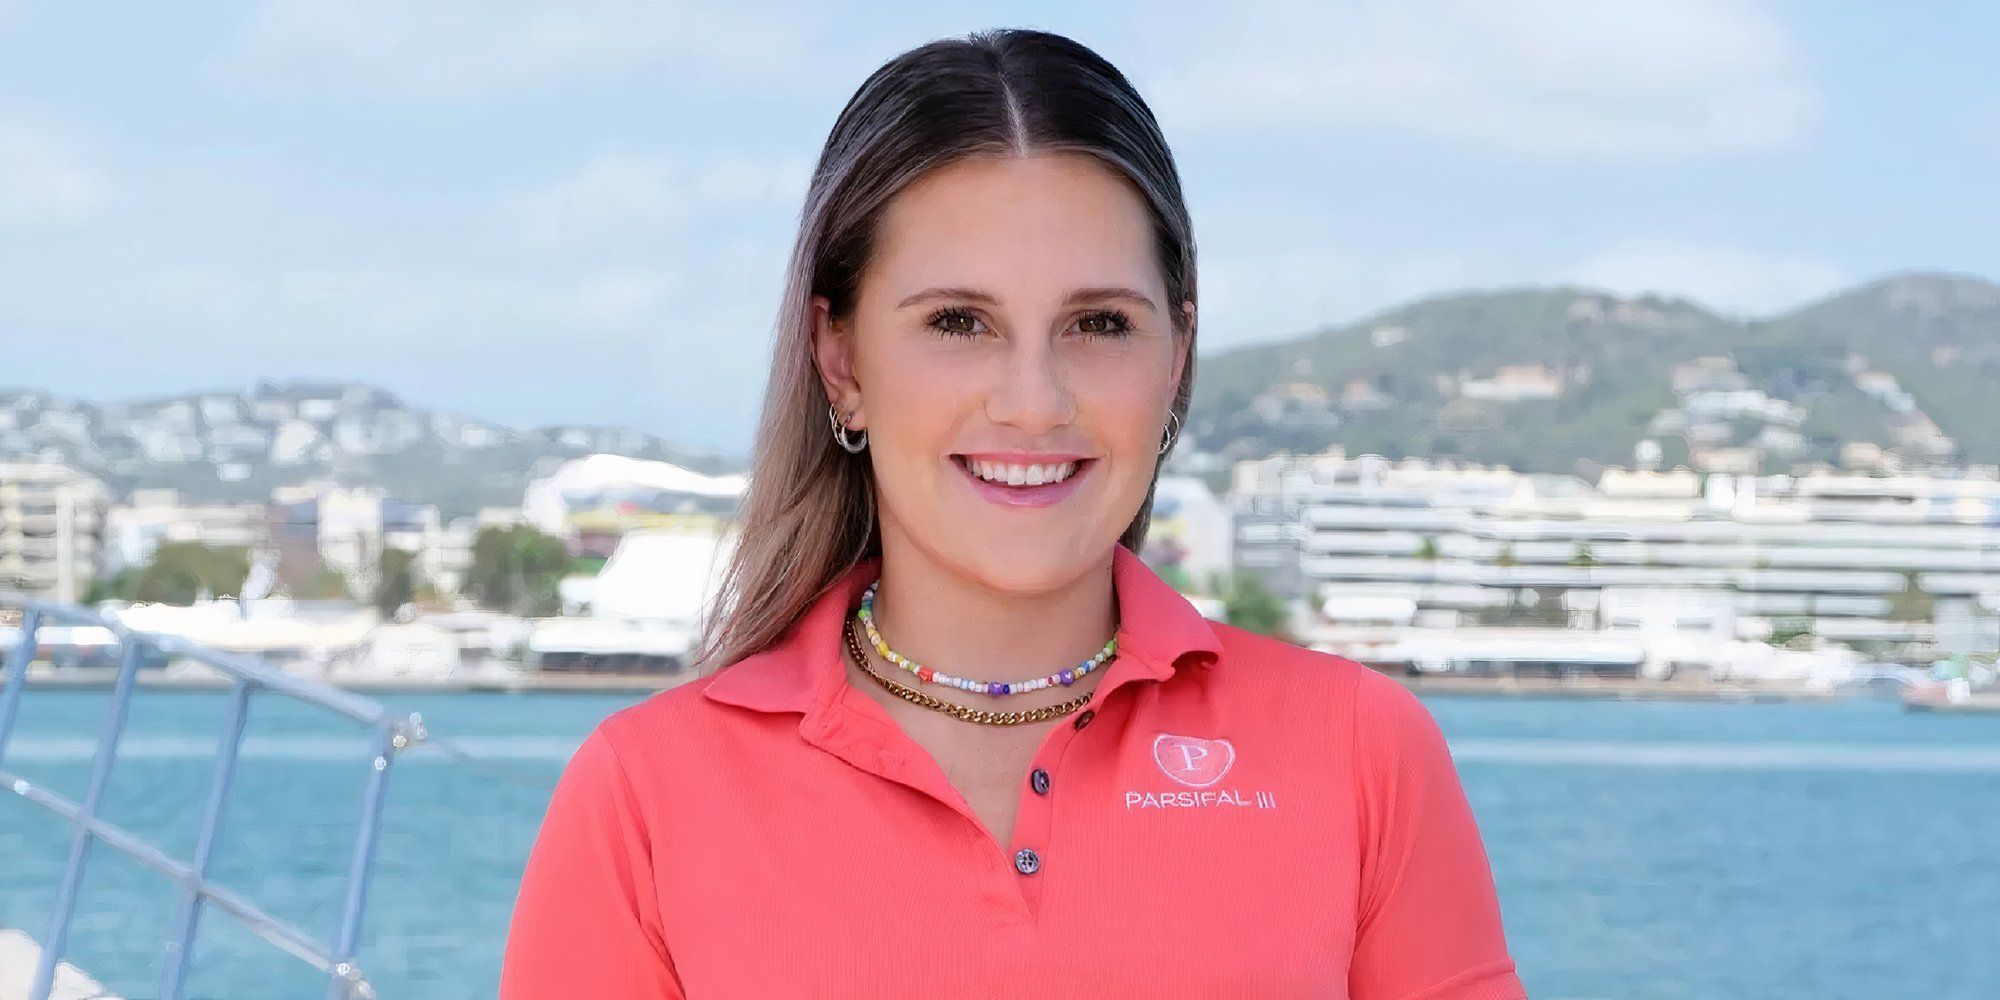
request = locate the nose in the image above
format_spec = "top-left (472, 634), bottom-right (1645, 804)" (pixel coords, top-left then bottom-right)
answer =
top-left (984, 336), bottom-right (1074, 435)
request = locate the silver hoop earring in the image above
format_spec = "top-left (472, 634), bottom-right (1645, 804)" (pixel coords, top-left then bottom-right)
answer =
top-left (829, 404), bottom-right (868, 454)
top-left (1158, 411), bottom-right (1181, 456)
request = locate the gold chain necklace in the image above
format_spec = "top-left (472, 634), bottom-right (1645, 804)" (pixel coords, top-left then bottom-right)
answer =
top-left (841, 615), bottom-right (1098, 726)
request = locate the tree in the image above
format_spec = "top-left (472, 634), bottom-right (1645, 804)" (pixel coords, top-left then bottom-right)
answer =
top-left (1476, 586), bottom-right (1568, 628)
top-left (296, 564), bottom-right (351, 600)
top-left (1770, 621), bottom-right (1814, 648)
top-left (411, 580), bottom-right (444, 609)
top-left (83, 570), bottom-right (135, 605)
top-left (372, 547), bottom-right (417, 619)
top-left (464, 525), bottom-right (571, 617)
top-left (1222, 571), bottom-right (1290, 640)
top-left (1889, 570), bottom-right (1935, 623)
top-left (92, 542), bottom-right (252, 606)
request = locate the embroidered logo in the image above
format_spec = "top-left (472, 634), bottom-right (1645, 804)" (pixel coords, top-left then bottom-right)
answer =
top-left (1152, 733), bottom-right (1234, 787)
top-left (1128, 732), bottom-right (1278, 810)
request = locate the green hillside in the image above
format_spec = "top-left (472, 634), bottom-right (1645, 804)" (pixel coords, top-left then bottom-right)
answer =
top-left (1188, 272), bottom-right (1998, 476)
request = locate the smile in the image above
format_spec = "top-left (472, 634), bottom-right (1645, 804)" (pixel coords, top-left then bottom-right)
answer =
top-left (959, 457), bottom-right (1080, 486)
top-left (950, 454), bottom-right (1094, 509)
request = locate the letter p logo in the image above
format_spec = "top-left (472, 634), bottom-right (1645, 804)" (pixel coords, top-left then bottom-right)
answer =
top-left (1151, 733), bottom-right (1235, 788)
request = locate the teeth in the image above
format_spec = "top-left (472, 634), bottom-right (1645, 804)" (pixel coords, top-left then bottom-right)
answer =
top-left (964, 458), bottom-right (1079, 486)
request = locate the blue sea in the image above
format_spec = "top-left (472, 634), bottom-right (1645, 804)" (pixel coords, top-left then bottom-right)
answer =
top-left (2, 687), bottom-right (1996, 999)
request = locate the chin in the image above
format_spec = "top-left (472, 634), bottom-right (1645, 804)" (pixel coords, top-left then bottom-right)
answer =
top-left (945, 537), bottom-right (1104, 595)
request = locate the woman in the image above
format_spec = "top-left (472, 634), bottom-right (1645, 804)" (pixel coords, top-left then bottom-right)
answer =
top-left (501, 27), bottom-right (1525, 999)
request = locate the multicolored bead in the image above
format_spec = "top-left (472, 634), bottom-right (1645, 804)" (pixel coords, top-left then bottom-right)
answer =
top-left (856, 579), bottom-right (1117, 697)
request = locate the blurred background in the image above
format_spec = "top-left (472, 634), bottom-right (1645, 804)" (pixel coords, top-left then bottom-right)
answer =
top-left (3, 2), bottom-right (1997, 998)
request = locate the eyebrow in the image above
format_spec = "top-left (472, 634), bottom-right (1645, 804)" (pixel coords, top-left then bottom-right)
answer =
top-left (895, 286), bottom-right (1159, 313)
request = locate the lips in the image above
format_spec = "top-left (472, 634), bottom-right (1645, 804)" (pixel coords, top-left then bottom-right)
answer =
top-left (950, 454), bottom-right (1094, 509)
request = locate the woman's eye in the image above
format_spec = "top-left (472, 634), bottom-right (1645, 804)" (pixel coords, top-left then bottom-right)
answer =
top-left (927, 307), bottom-right (985, 337)
top-left (925, 306), bottom-right (1133, 338)
top-left (1076, 309), bottom-right (1134, 337)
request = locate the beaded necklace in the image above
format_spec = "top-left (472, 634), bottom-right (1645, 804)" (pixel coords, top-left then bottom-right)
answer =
top-left (843, 617), bottom-right (1094, 726)
top-left (856, 579), bottom-right (1117, 696)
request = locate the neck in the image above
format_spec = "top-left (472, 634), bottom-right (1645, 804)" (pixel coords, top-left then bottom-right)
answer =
top-left (866, 532), bottom-right (1119, 698)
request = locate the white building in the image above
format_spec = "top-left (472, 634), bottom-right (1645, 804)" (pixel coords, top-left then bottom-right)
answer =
top-left (1235, 449), bottom-right (2000, 675)
top-left (268, 481), bottom-right (447, 598)
top-left (534, 527), bottom-right (736, 673)
top-left (0, 460), bottom-right (110, 603)
top-left (1141, 476), bottom-right (1233, 590)
top-left (522, 453), bottom-right (746, 561)
top-left (104, 488), bottom-right (269, 576)
top-left (524, 454), bottom-right (745, 533)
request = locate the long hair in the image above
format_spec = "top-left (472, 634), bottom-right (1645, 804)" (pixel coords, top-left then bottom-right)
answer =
top-left (689, 27), bottom-right (1198, 674)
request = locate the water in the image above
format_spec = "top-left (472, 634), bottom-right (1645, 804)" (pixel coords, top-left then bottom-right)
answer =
top-left (2, 688), bottom-right (1996, 999)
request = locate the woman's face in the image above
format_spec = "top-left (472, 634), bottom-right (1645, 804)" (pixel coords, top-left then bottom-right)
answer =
top-left (814, 151), bottom-right (1192, 595)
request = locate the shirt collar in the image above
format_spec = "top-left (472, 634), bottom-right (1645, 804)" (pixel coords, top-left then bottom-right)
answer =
top-left (700, 544), bottom-right (1222, 717)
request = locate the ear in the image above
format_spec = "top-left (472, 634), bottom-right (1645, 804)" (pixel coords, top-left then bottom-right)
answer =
top-left (811, 294), bottom-right (866, 432)
top-left (1170, 298), bottom-right (1196, 390)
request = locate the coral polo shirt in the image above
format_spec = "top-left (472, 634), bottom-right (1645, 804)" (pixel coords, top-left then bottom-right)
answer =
top-left (501, 545), bottom-right (1526, 999)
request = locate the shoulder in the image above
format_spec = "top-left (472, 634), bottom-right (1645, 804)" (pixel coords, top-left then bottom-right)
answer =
top-left (543, 674), bottom-right (748, 832)
top-left (587, 670), bottom-right (743, 754)
top-left (1204, 622), bottom-right (1443, 754)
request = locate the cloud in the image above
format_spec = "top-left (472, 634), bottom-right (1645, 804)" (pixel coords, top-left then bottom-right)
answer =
top-left (497, 151), bottom-right (813, 252)
top-left (1565, 240), bottom-right (1847, 316)
top-left (1199, 242), bottom-right (1497, 350)
top-left (219, 0), bottom-right (823, 98)
top-left (1139, 0), bottom-right (1820, 159)
top-left (0, 115), bottom-right (112, 223)
top-left (1179, 185), bottom-right (1516, 348)
top-left (0, 130), bottom-right (809, 451)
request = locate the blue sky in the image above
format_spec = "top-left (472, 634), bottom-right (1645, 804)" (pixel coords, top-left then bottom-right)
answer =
top-left (4, 1), bottom-right (1995, 459)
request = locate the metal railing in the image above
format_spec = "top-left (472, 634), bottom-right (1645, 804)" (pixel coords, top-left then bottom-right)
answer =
top-left (0, 602), bottom-right (427, 1000)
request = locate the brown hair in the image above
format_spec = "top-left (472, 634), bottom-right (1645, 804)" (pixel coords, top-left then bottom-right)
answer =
top-left (690, 27), bottom-right (1198, 674)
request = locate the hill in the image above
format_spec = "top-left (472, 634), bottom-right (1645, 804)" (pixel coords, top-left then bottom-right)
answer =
top-left (0, 380), bottom-right (730, 520)
top-left (1188, 272), bottom-right (1999, 476)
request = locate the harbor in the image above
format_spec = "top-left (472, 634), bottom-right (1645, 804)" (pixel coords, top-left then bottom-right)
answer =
top-left (0, 661), bottom-right (1902, 704)
top-left (5, 443), bottom-right (1994, 995)
top-left (6, 441), bottom-right (1996, 728)
top-left (5, 686), bottom-right (1997, 998)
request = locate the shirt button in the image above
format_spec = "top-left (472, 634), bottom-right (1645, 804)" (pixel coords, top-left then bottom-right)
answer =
top-left (1072, 709), bottom-right (1095, 730)
top-left (1030, 768), bottom-right (1050, 795)
top-left (1014, 848), bottom-right (1041, 875)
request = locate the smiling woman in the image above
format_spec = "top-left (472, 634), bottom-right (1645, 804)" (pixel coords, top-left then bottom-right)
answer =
top-left (819, 150), bottom-right (1187, 567)
top-left (500, 26), bottom-right (1526, 1000)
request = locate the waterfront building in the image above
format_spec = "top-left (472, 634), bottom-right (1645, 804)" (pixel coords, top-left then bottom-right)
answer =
top-left (0, 460), bottom-right (109, 603)
top-left (103, 488), bottom-right (268, 576)
top-left (531, 527), bottom-right (734, 673)
top-left (1233, 448), bottom-right (2000, 675)
top-left (522, 453), bottom-right (745, 560)
top-left (268, 481), bottom-right (449, 598)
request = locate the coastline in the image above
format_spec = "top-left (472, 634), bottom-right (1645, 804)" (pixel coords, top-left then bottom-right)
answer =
top-left (5, 665), bottom-right (1896, 703)
top-left (9, 667), bottom-right (695, 695)
top-left (1396, 673), bottom-right (1852, 703)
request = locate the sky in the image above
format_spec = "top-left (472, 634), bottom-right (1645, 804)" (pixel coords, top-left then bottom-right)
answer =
top-left (4, 1), bottom-right (1996, 459)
